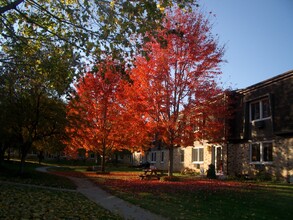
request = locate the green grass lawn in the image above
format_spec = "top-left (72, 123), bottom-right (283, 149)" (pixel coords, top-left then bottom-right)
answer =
top-left (0, 184), bottom-right (121, 220)
top-left (0, 160), bottom-right (121, 219)
top-left (2, 160), bottom-right (292, 220)
top-left (0, 160), bottom-right (76, 189)
top-left (85, 170), bottom-right (293, 220)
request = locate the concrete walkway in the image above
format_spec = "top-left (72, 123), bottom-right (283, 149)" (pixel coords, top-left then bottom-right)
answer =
top-left (36, 167), bottom-right (167, 220)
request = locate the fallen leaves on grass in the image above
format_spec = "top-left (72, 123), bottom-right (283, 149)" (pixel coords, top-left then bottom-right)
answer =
top-left (85, 171), bottom-right (250, 196)
top-left (0, 184), bottom-right (121, 220)
top-left (82, 172), bottom-right (293, 220)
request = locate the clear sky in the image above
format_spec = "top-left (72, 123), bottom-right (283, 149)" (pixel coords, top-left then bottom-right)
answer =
top-left (199, 0), bottom-right (293, 89)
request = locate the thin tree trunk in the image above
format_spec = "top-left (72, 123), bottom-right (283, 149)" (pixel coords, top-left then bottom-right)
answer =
top-left (19, 153), bottom-right (26, 175)
top-left (0, 149), bottom-right (4, 167)
top-left (7, 146), bottom-right (11, 161)
top-left (101, 140), bottom-right (106, 172)
top-left (38, 151), bottom-right (44, 164)
top-left (0, 143), bottom-right (8, 166)
top-left (19, 142), bottom-right (31, 176)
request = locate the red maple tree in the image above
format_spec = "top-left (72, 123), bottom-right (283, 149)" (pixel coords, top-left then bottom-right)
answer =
top-left (65, 8), bottom-right (231, 175)
top-left (127, 7), bottom-right (228, 176)
top-left (66, 59), bottom-right (130, 172)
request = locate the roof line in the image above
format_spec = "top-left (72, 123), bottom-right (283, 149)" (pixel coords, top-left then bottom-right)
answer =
top-left (238, 69), bottom-right (293, 94)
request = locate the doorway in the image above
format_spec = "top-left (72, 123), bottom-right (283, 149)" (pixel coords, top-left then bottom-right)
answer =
top-left (212, 146), bottom-right (223, 174)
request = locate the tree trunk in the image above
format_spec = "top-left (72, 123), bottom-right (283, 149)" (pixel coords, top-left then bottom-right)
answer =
top-left (168, 147), bottom-right (174, 176)
top-left (38, 151), bottom-right (44, 164)
top-left (19, 142), bottom-right (31, 175)
top-left (7, 147), bottom-right (11, 161)
top-left (19, 153), bottom-right (26, 175)
top-left (0, 143), bottom-right (8, 166)
top-left (0, 147), bottom-right (4, 167)
top-left (101, 140), bottom-right (106, 172)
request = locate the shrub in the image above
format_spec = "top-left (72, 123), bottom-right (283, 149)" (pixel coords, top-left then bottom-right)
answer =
top-left (160, 176), bottom-right (180, 182)
top-left (256, 171), bottom-right (272, 181)
top-left (180, 167), bottom-right (196, 175)
top-left (206, 164), bottom-right (217, 179)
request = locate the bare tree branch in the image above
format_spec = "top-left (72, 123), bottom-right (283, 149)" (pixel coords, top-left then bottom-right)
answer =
top-left (0, 0), bottom-right (24, 15)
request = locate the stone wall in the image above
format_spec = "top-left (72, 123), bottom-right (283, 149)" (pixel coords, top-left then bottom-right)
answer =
top-left (180, 141), bottom-right (213, 174)
top-left (228, 137), bottom-right (293, 180)
top-left (227, 71), bottom-right (293, 181)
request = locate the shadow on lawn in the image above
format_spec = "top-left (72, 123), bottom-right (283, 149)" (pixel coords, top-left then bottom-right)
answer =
top-left (80, 171), bottom-right (293, 220)
top-left (0, 160), bottom-right (76, 189)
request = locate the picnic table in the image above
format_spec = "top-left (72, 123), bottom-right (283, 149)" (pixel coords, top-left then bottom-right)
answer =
top-left (139, 168), bottom-right (163, 180)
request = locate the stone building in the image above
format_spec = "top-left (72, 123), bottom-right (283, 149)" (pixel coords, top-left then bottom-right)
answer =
top-left (227, 70), bottom-right (293, 181)
top-left (142, 141), bottom-right (225, 175)
top-left (133, 70), bottom-right (293, 181)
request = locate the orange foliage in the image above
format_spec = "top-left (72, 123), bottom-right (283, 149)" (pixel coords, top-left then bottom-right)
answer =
top-left (65, 57), bottom-right (152, 165)
top-left (66, 59), bottom-right (130, 160)
top-left (65, 7), bottom-right (231, 175)
top-left (124, 8), bottom-right (229, 175)
top-left (128, 8), bottom-right (227, 147)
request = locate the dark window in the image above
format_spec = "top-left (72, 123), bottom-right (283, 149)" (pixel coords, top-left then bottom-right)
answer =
top-left (251, 142), bottom-right (273, 163)
top-left (263, 143), bottom-right (273, 162)
top-left (251, 102), bottom-right (260, 121)
top-left (250, 98), bottom-right (271, 121)
top-left (151, 152), bottom-right (156, 162)
top-left (251, 143), bottom-right (260, 162)
top-left (262, 99), bottom-right (271, 118)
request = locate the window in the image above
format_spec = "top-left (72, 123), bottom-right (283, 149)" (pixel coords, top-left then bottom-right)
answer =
top-left (250, 98), bottom-right (271, 121)
top-left (151, 152), bottom-right (156, 162)
top-left (161, 151), bottom-right (164, 162)
top-left (262, 99), bottom-right (270, 118)
top-left (180, 149), bottom-right (184, 162)
top-left (250, 142), bottom-right (273, 163)
top-left (250, 102), bottom-right (260, 121)
top-left (251, 143), bottom-right (261, 162)
top-left (263, 142), bottom-right (273, 162)
top-left (192, 148), bottom-right (204, 163)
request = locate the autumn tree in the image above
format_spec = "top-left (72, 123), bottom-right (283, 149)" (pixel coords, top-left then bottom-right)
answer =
top-left (0, 0), bottom-right (197, 68)
top-left (0, 37), bottom-right (74, 172)
top-left (66, 58), bottom-right (132, 172)
top-left (128, 8), bottom-right (227, 176)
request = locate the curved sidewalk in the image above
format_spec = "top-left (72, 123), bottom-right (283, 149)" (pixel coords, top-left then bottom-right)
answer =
top-left (36, 167), bottom-right (167, 220)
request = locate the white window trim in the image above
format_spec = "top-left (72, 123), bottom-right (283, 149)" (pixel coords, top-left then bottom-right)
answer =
top-left (192, 147), bottom-right (204, 164)
top-left (249, 141), bottom-right (273, 165)
top-left (250, 99), bottom-right (271, 122)
top-left (192, 162), bottom-right (204, 164)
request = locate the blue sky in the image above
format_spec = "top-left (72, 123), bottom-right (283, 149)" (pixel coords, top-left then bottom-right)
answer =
top-left (199, 0), bottom-right (293, 89)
